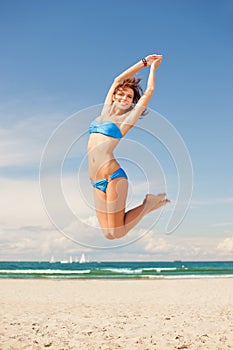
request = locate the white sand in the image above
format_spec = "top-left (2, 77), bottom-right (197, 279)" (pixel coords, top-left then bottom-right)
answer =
top-left (0, 278), bottom-right (233, 349)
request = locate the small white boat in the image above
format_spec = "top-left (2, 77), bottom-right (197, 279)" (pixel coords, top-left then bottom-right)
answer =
top-left (60, 260), bottom-right (68, 264)
top-left (61, 256), bottom-right (73, 264)
top-left (50, 256), bottom-right (56, 263)
top-left (79, 253), bottom-right (86, 264)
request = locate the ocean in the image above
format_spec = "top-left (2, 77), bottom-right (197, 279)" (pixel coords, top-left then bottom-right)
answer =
top-left (0, 261), bottom-right (233, 279)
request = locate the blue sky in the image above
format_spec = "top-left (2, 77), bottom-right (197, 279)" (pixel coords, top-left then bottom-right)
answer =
top-left (0, 0), bottom-right (232, 261)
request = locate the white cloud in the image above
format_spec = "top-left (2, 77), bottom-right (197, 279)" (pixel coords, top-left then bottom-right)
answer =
top-left (217, 236), bottom-right (233, 254)
top-left (134, 233), bottom-right (228, 261)
top-left (0, 178), bottom-right (47, 225)
top-left (0, 228), bottom-right (90, 261)
top-left (211, 222), bottom-right (233, 228)
top-left (0, 115), bottom-right (61, 167)
top-left (144, 236), bottom-right (171, 253)
top-left (1, 219), bottom-right (233, 261)
top-left (0, 113), bottom-right (89, 168)
top-left (1, 175), bottom-right (233, 261)
top-left (191, 197), bottom-right (233, 207)
top-left (85, 215), bottom-right (99, 227)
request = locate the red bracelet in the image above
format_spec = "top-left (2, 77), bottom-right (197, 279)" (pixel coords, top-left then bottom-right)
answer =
top-left (142, 58), bottom-right (147, 66)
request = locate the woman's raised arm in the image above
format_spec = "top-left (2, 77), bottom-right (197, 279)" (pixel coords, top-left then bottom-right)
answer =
top-left (137, 55), bottom-right (163, 108)
top-left (120, 56), bottom-right (163, 136)
top-left (102, 55), bottom-right (161, 109)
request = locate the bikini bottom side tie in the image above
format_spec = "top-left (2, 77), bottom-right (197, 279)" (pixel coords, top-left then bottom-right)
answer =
top-left (91, 167), bottom-right (128, 193)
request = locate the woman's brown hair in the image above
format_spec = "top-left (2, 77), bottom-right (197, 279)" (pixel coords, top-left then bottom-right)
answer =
top-left (113, 77), bottom-right (143, 104)
top-left (113, 77), bottom-right (147, 116)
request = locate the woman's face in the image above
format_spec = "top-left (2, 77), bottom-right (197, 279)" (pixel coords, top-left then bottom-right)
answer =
top-left (113, 86), bottom-right (134, 109)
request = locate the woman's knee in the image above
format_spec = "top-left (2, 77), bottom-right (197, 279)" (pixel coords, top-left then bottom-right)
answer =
top-left (104, 232), bottom-right (116, 240)
top-left (99, 223), bottom-right (127, 240)
top-left (107, 227), bottom-right (126, 239)
top-left (100, 227), bottom-right (115, 240)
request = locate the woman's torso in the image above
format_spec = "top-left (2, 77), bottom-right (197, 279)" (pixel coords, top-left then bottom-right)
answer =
top-left (88, 116), bottom-right (122, 181)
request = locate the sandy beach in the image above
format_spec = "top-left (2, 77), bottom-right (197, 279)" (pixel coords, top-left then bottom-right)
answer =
top-left (0, 278), bottom-right (233, 350)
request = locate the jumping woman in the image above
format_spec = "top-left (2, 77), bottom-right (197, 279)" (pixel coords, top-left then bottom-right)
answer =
top-left (88, 54), bottom-right (170, 240)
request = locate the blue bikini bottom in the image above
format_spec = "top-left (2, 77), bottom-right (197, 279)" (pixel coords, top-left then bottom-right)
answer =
top-left (91, 167), bottom-right (128, 193)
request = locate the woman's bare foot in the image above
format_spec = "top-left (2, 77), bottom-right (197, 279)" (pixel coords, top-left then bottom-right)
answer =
top-left (143, 193), bottom-right (170, 214)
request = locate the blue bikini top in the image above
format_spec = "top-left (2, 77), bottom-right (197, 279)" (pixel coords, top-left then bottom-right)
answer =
top-left (89, 119), bottom-right (123, 140)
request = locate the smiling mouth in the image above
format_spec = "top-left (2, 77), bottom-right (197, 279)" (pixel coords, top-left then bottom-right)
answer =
top-left (114, 101), bottom-right (130, 108)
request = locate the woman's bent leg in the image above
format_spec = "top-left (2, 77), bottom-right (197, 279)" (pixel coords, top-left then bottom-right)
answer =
top-left (124, 194), bottom-right (170, 232)
top-left (94, 179), bottom-right (170, 240)
top-left (106, 180), bottom-right (169, 239)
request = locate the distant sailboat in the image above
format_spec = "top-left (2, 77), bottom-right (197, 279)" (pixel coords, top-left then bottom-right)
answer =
top-left (50, 256), bottom-right (55, 263)
top-left (61, 256), bottom-right (73, 264)
top-left (79, 253), bottom-right (86, 264)
top-left (60, 259), bottom-right (68, 264)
